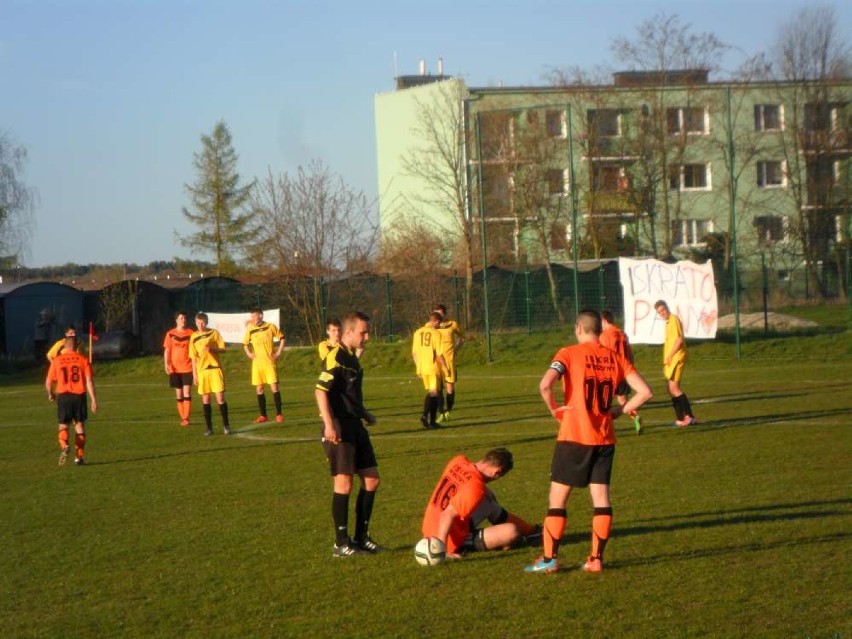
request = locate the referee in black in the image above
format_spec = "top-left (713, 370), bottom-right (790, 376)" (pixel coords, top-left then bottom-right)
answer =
top-left (315, 311), bottom-right (381, 557)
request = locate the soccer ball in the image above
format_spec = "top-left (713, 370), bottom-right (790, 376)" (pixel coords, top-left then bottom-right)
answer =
top-left (414, 537), bottom-right (446, 566)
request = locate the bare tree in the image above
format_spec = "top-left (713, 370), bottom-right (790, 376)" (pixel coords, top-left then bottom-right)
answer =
top-left (0, 132), bottom-right (35, 267)
top-left (180, 120), bottom-right (256, 276)
top-left (611, 13), bottom-right (730, 257)
top-left (378, 217), bottom-right (455, 331)
top-left (766, 4), bottom-right (851, 296)
top-left (247, 160), bottom-right (378, 341)
top-left (400, 79), bottom-right (475, 325)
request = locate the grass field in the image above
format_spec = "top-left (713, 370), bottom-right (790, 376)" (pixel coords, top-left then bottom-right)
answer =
top-left (2, 312), bottom-right (850, 638)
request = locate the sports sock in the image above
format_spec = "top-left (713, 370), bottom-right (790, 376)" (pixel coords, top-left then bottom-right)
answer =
top-left (422, 394), bottom-right (431, 418)
top-left (446, 391), bottom-right (455, 412)
top-left (219, 402), bottom-right (230, 427)
top-left (257, 393), bottom-right (267, 417)
top-left (681, 393), bottom-right (694, 418)
top-left (183, 395), bottom-right (191, 420)
top-left (428, 395), bottom-right (439, 424)
top-left (332, 492), bottom-right (350, 546)
top-left (671, 395), bottom-right (685, 420)
top-left (74, 432), bottom-right (86, 460)
top-left (176, 399), bottom-right (183, 418)
top-left (591, 507), bottom-right (613, 561)
top-left (354, 488), bottom-right (376, 542)
top-left (203, 403), bottom-right (213, 428)
top-left (543, 508), bottom-right (567, 560)
top-left (273, 391), bottom-right (282, 416)
top-left (58, 429), bottom-right (70, 450)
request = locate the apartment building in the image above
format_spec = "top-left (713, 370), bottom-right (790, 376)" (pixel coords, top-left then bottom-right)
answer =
top-left (375, 68), bottom-right (850, 272)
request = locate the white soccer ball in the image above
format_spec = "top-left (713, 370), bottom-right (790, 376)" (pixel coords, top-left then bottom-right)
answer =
top-left (414, 537), bottom-right (446, 566)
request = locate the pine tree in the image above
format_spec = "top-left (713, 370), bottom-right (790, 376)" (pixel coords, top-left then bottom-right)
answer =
top-left (180, 120), bottom-right (256, 276)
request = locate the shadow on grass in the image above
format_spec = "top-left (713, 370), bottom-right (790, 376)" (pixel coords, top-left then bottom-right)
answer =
top-left (627, 498), bottom-right (851, 525)
top-left (612, 531), bottom-right (849, 569)
top-left (688, 407), bottom-right (851, 432)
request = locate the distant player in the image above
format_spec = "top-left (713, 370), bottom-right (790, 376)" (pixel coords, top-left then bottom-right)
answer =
top-left (190, 312), bottom-right (231, 436)
top-left (163, 311), bottom-right (195, 426)
top-left (317, 318), bottom-right (342, 362)
top-left (655, 300), bottom-right (696, 427)
top-left (600, 310), bottom-right (642, 435)
top-left (412, 312), bottom-right (448, 429)
top-left (242, 308), bottom-right (285, 423)
top-left (45, 332), bottom-right (98, 466)
top-left (526, 310), bottom-right (652, 574)
top-left (433, 303), bottom-right (463, 422)
top-left (421, 448), bottom-right (540, 560)
top-left (46, 326), bottom-right (79, 361)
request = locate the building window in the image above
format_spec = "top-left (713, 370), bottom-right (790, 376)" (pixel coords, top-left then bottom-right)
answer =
top-left (754, 104), bottom-right (783, 132)
top-left (546, 110), bottom-right (566, 138)
top-left (587, 109), bottom-right (622, 138)
top-left (669, 163), bottom-right (712, 191)
top-left (804, 103), bottom-right (837, 131)
top-left (671, 218), bottom-right (713, 246)
top-left (757, 161), bottom-right (786, 187)
top-left (753, 215), bottom-right (789, 245)
top-left (546, 168), bottom-right (568, 195)
top-left (667, 107), bottom-right (708, 135)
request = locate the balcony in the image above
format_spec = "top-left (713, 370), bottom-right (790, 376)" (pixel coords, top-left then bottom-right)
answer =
top-left (799, 128), bottom-right (850, 153)
top-left (585, 192), bottom-right (635, 214)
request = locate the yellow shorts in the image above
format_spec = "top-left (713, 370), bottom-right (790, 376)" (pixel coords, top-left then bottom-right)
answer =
top-left (420, 374), bottom-right (442, 393)
top-left (251, 361), bottom-right (279, 386)
top-left (197, 368), bottom-right (225, 395)
top-left (664, 360), bottom-right (686, 383)
top-left (443, 357), bottom-right (457, 384)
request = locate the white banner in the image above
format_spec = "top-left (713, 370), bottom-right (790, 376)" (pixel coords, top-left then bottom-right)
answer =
top-left (203, 309), bottom-right (281, 344)
top-left (618, 258), bottom-right (717, 344)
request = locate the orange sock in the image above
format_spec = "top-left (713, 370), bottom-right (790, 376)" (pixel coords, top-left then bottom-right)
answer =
top-left (183, 397), bottom-right (191, 420)
top-left (543, 509), bottom-right (567, 560)
top-left (591, 507), bottom-right (613, 560)
top-left (74, 433), bottom-right (86, 460)
top-left (176, 399), bottom-right (184, 419)
top-left (58, 429), bottom-right (69, 450)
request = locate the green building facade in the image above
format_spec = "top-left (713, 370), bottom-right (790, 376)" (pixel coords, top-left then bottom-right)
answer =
top-left (375, 71), bottom-right (850, 295)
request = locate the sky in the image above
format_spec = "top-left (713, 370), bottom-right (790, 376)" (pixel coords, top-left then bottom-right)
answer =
top-left (2, 0), bottom-right (849, 268)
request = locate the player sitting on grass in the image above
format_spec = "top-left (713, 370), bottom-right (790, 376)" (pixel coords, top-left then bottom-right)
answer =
top-left (421, 448), bottom-right (540, 560)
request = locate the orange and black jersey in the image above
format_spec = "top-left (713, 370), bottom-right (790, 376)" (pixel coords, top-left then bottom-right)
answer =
top-left (316, 344), bottom-right (366, 422)
top-left (47, 350), bottom-right (93, 395)
top-left (600, 325), bottom-right (634, 364)
top-left (550, 342), bottom-right (634, 445)
top-left (163, 328), bottom-right (194, 373)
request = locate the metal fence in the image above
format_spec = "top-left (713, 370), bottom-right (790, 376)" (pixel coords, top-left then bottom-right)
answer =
top-left (108, 255), bottom-right (851, 356)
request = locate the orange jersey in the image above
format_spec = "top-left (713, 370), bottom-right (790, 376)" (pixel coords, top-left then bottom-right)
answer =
top-left (600, 324), bottom-right (634, 364)
top-left (47, 350), bottom-right (93, 395)
top-left (163, 328), bottom-right (195, 373)
top-left (421, 455), bottom-right (487, 554)
top-left (549, 342), bottom-right (634, 445)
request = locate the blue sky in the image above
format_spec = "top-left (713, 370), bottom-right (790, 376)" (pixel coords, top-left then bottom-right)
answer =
top-left (2, 0), bottom-right (848, 267)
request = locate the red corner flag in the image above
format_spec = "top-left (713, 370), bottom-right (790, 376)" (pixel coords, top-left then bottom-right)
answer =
top-left (88, 321), bottom-right (99, 363)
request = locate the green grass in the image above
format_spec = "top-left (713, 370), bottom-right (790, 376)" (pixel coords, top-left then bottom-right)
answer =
top-left (2, 319), bottom-right (850, 638)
